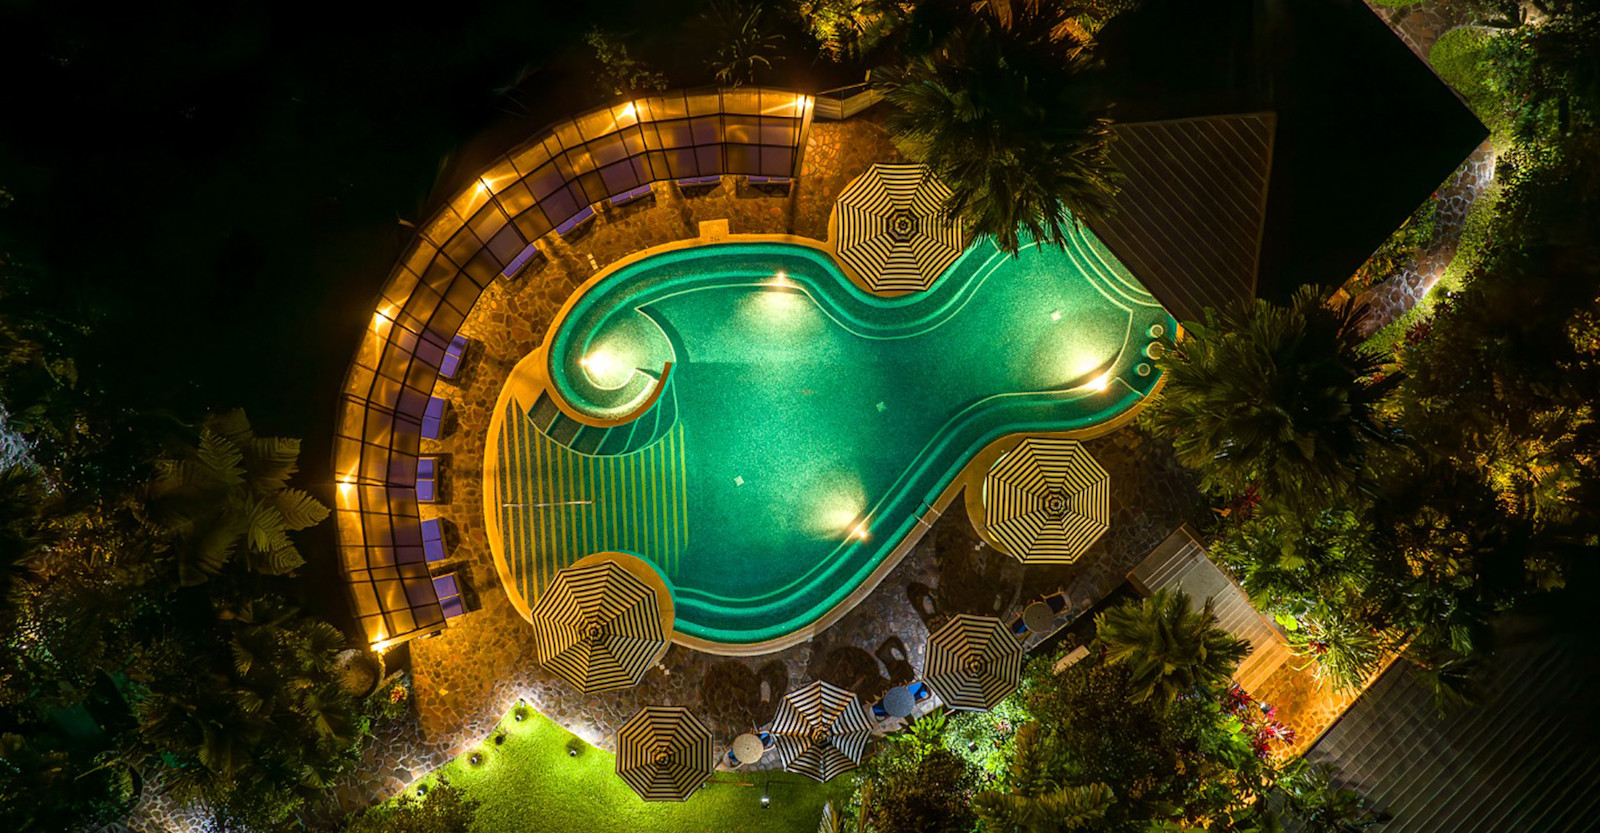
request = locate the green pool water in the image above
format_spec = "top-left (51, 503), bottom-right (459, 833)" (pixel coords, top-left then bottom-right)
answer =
top-left (490, 229), bottom-right (1174, 647)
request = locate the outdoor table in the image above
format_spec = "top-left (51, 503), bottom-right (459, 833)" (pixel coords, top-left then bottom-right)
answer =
top-left (731, 733), bottom-right (765, 765)
top-left (1023, 601), bottom-right (1056, 634)
top-left (882, 686), bottom-right (915, 719)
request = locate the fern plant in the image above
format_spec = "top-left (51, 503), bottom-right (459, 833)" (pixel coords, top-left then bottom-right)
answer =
top-left (146, 409), bottom-right (328, 585)
top-left (974, 722), bottom-right (1115, 832)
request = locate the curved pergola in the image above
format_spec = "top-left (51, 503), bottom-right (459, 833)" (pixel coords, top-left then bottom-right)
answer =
top-left (333, 88), bottom-right (815, 650)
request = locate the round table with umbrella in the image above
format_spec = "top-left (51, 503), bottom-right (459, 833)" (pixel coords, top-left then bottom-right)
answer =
top-left (924, 614), bottom-right (1025, 711)
top-left (833, 163), bottom-right (965, 294)
top-left (615, 706), bottom-right (713, 802)
top-left (769, 680), bottom-right (874, 782)
top-left (530, 552), bottom-right (674, 693)
top-left (981, 438), bottom-right (1110, 564)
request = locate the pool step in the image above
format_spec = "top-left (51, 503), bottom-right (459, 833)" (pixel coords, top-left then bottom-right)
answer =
top-left (529, 382), bottom-right (678, 457)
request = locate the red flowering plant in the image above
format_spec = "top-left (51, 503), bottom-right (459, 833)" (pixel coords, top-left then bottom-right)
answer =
top-left (1221, 683), bottom-right (1296, 759)
top-left (366, 672), bottom-right (414, 723)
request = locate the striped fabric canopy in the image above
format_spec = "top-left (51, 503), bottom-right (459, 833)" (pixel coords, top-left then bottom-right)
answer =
top-left (982, 438), bottom-right (1109, 564)
top-left (769, 680), bottom-right (873, 782)
top-left (531, 558), bottom-right (669, 693)
top-left (834, 163), bottom-right (964, 293)
top-left (924, 614), bottom-right (1025, 711)
top-left (615, 706), bottom-right (713, 802)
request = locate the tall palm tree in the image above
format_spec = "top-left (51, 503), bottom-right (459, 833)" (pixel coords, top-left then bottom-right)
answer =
top-left (1151, 285), bottom-right (1401, 513)
top-left (1095, 589), bottom-right (1250, 706)
top-left (877, 0), bottom-right (1119, 255)
top-left (974, 722), bottom-right (1114, 833)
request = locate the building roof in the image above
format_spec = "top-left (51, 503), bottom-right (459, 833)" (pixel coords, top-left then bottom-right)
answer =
top-left (1089, 113), bottom-right (1275, 324)
top-left (1127, 527), bottom-right (1291, 693)
top-left (1306, 632), bottom-right (1600, 832)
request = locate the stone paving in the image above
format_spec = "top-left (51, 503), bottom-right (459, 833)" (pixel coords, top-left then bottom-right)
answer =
top-left (133, 11), bottom-right (1504, 822)
top-left (303, 111), bottom-right (1208, 817)
top-left (1354, 0), bottom-right (1497, 334)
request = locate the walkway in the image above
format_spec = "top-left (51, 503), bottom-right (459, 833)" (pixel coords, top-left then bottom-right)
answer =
top-left (1354, 0), bottom-right (1496, 334)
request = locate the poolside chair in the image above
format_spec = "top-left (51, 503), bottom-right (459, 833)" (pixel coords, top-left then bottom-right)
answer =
top-left (555, 205), bottom-right (596, 238)
top-left (675, 174), bottom-right (721, 194)
top-left (608, 183), bottom-right (653, 209)
top-left (745, 175), bottom-right (792, 194)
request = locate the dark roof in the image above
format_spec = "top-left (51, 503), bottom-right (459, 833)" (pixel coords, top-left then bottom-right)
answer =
top-left (1305, 633), bottom-right (1600, 832)
top-left (1091, 0), bottom-right (1488, 312)
top-left (1088, 114), bottom-right (1275, 324)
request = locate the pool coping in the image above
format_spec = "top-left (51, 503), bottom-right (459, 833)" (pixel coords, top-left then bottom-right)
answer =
top-left (482, 222), bottom-right (1174, 656)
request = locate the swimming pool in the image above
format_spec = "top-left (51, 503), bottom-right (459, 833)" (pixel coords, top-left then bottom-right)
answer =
top-left (485, 228), bottom-right (1175, 650)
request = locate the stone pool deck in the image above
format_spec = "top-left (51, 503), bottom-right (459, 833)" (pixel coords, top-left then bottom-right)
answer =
top-left (314, 112), bottom-right (1209, 811)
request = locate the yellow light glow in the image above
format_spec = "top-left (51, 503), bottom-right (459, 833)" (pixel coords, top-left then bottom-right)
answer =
top-left (769, 271), bottom-right (789, 288)
top-left (372, 304), bottom-right (397, 330)
top-left (619, 102), bottom-right (637, 120)
top-left (1086, 373), bottom-right (1112, 392)
top-left (475, 180), bottom-right (489, 197)
top-left (580, 348), bottom-right (634, 388)
top-left (852, 522), bottom-right (870, 540)
top-left (372, 639), bottom-right (392, 654)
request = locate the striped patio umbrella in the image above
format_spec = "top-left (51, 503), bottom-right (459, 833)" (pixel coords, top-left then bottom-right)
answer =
top-left (531, 557), bottom-right (670, 693)
top-left (769, 680), bottom-right (873, 782)
top-left (615, 706), bottom-right (713, 802)
top-left (834, 163), bottom-right (964, 293)
top-left (982, 438), bottom-right (1109, 564)
top-left (924, 614), bottom-right (1025, 711)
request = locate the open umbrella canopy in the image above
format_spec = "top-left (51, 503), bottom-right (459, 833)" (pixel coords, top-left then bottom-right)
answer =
top-left (925, 614), bottom-right (1025, 711)
top-left (615, 706), bottom-right (713, 802)
top-left (982, 437), bottom-right (1109, 564)
top-left (530, 554), bottom-right (672, 693)
top-left (833, 163), bottom-right (964, 293)
top-left (769, 680), bottom-right (873, 782)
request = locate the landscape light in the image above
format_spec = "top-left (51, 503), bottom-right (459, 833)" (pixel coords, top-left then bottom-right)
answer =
top-left (580, 348), bottom-right (631, 386)
top-left (761, 785), bottom-right (771, 809)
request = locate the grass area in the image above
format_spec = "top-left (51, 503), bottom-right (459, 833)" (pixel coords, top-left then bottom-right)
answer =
top-left (403, 705), bottom-right (856, 833)
top-left (1429, 26), bottom-right (1511, 143)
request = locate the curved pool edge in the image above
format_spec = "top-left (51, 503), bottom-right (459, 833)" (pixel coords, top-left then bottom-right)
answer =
top-left (482, 229), bottom-right (1176, 656)
top-left (670, 376), bottom-right (1170, 656)
top-left (482, 230), bottom-right (862, 640)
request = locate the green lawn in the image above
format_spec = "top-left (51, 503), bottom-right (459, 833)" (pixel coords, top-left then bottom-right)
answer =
top-left (404, 705), bottom-right (856, 833)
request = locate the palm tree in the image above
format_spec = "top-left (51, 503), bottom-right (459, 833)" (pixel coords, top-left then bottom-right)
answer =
top-left (974, 722), bottom-right (1114, 833)
top-left (700, 0), bottom-right (785, 86)
top-left (1151, 285), bottom-right (1401, 513)
top-left (145, 409), bottom-right (329, 585)
top-left (877, 0), bottom-right (1118, 255)
top-left (1095, 589), bottom-right (1250, 706)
